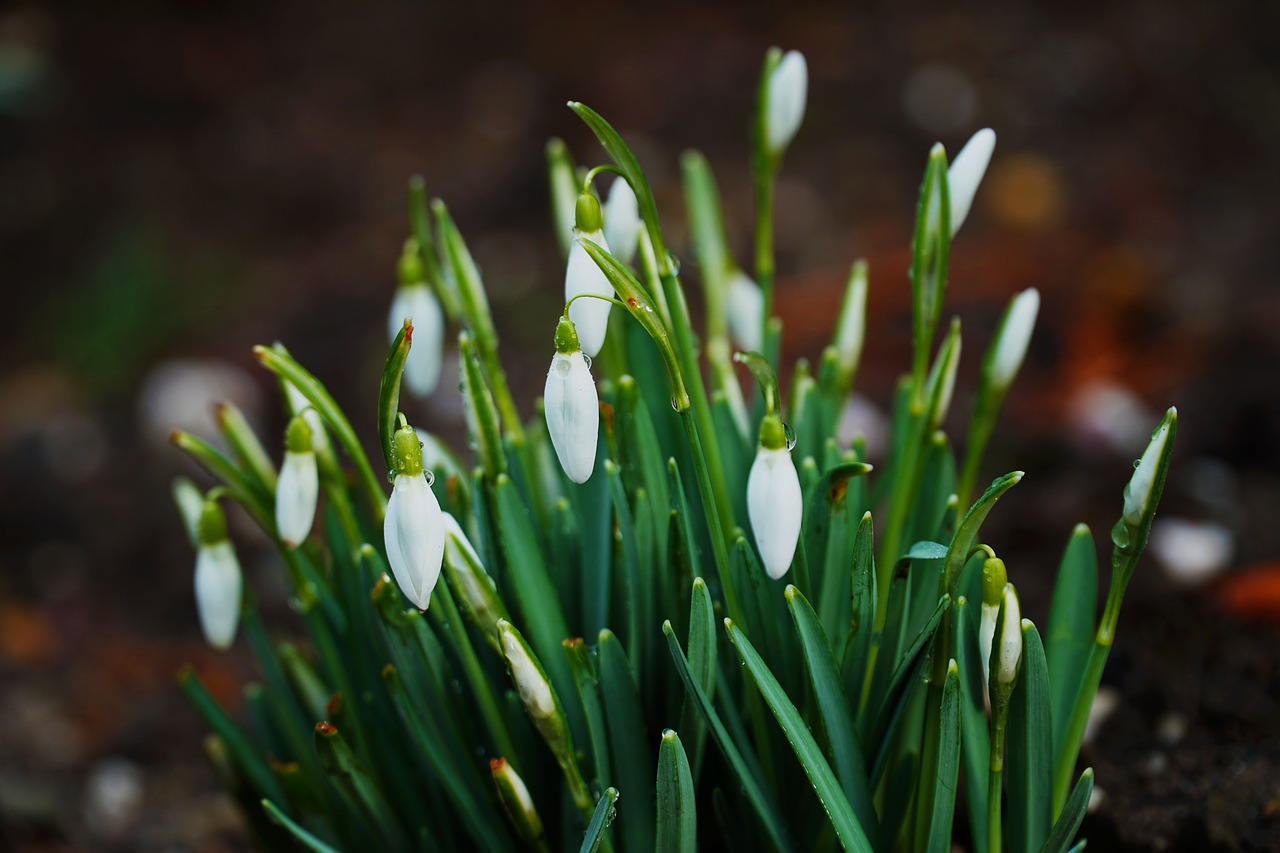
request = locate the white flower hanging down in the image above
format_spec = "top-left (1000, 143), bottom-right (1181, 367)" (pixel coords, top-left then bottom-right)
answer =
top-left (565, 192), bottom-right (613, 359)
top-left (747, 413), bottom-right (803, 579)
top-left (193, 498), bottom-right (243, 650)
top-left (276, 414), bottom-right (318, 549)
top-left (725, 270), bottom-right (764, 353)
top-left (384, 419), bottom-right (445, 610)
top-left (948, 128), bottom-right (996, 237)
top-left (544, 316), bottom-right (599, 484)
top-left (388, 239), bottom-right (445, 398)
top-left (603, 176), bottom-right (642, 267)
top-left (765, 50), bottom-right (808, 157)
top-left (989, 287), bottom-right (1040, 391)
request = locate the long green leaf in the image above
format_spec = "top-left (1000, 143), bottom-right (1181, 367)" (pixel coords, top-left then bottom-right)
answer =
top-left (1007, 621), bottom-right (1053, 853)
top-left (262, 799), bottom-right (342, 853)
top-left (656, 729), bottom-right (697, 853)
top-left (597, 630), bottom-right (654, 853)
top-left (377, 319), bottom-right (413, 471)
top-left (925, 661), bottom-right (962, 853)
top-left (955, 597), bottom-right (992, 853)
top-left (1039, 769), bottom-right (1093, 853)
top-left (725, 619), bottom-right (875, 852)
top-left (579, 787), bottom-right (619, 853)
top-left (1046, 524), bottom-right (1097, 760)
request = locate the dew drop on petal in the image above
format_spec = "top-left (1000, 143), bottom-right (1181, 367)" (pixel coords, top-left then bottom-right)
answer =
top-left (670, 396), bottom-right (680, 411)
top-left (555, 359), bottom-right (571, 377)
top-left (425, 470), bottom-right (436, 487)
top-left (387, 469), bottom-right (397, 484)
top-left (783, 422), bottom-right (797, 451)
top-left (582, 354), bottom-right (592, 369)
top-left (1133, 458), bottom-right (1142, 469)
top-left (665, 251), bottom-right (681, 275)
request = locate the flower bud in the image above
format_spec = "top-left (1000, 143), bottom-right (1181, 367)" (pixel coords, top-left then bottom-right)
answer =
top-left (765, 50), bottom-right (808, 156)
top-left (989, 288), bottom-right (1039, 390)
top-left (498, 619), bottom-right (558, 723)
top-left (747, 415), bottom-right (802, 580)
top-left (995, 583), bottom-right (1022, 688)
top-left (194, 500), bottom-right (242, 650)
top-left (834, 260), bottom-right (868, 388)
top-left (276, 415), bottom-right (318, 549)
top-left (565, 193), bottom-right (613, 358)
top-left (948, 128), bottom-right (996, 236)
top-left (603, 177), bottom-right (641, 266)
top-left (978, 556), bottom-right (1007, 690)
top-left (384, 422), bottom-right (445, 610)
top-left (490, 758), bottom-right (543, 845)
top-left (1123, 408), bottom-right (1177, 527)
top-left (389, 239), bottom-right (445, 398)
top-left (544, 318), bottom-right (599, 484)
top-left (283, 380), bottom-right (328, 453)
top-left (441, 512), bottom-right (509, 652)
top-left (725, 270), bottom-right (764, 353)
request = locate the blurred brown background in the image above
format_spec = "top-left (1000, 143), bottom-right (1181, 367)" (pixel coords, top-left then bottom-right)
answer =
top-left (1, 0), bottom-right (1278, 849)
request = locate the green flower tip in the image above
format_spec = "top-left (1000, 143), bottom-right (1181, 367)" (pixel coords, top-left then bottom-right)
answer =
top-left (574, 192), bottom-right (603, 233)
top-left (285, 415), bottom-right (313, 454)
top-left (391, 422), bottom-right (424, 477)
top-left (397, 238), bottom-right (425, 286)
top-left (758, 413), bottom-right (786, 450)
top-left (554, 315), bottom-right (581, 354)
top-left (981, 557), bottom-right (1007, 607)
top-left (197, 498), bottom-right (228, 546)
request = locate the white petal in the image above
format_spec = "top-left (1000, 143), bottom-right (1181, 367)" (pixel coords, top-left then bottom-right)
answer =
top-left (948, 128), bottom-right (996, 236)
top-left (603, 178), bottom-right (641, 266)
top-left (997, 585), bottom-right (1022, 686)
top-left (276, 450), bottom-right (318, 548)
top-left (384, 473), bottom-right (445, 610)
top-left (195, 542), bottom-right (242, 650)
top-left (990, 288), bottom-right (1039, 388)
top-left (979, 601), bottom-right (999, 690)
top-left (284, 381), bottom-right (329, 452)
top-left (544, 351), bottom-right (599, 483)
top-left (1123, 411), bottom-right (1175, 526)
top-left (766, 51), bottom-right (808, 155)
top-left (389, 285), bottom-right (445, 397)
top-left (746, 446), bottom-right (803, 580)
top-left (565, 231), bottom-right (614, 358)
top-left (500, 622), bottom-right (556, 718)
top-left (726, 271), bottom-right (764, 353)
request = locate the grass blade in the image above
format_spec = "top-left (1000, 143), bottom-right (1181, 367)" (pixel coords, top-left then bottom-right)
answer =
top-left (1039, 769), bottom-right (1094, 853)
top-left (597, 630), bottom-right (654, 853)
top-left (262, 799), bottom-right (342, 853)
top-left (579, 787), bottom-right (619, 853)
top-left (925, 660), bottom-right (962, 853)
top-left (656, 729), bottom-right (697, 853)
top-left (1046, 525), bottom-right (1097, 760)
top-left (1007, 621), bottom-right (1053, 853)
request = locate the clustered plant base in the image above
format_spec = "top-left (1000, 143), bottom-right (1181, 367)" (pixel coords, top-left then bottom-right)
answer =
top-left (172, 48), bottom-right (1176, 853)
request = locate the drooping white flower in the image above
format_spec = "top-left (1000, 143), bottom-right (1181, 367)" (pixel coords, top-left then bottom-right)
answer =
top-left (384, 422), bottom-right (445, 610)
top-left (948, 128), bottom-right (996, 236)
top-left (388, 283), bottom-right (445, 398)
top-left (995, 584), bottom-right (1022, 687)
top-left (989, 288), bottom-right (1039, 390)
top-left (283, 380), bottom-right (328, 453)
top-left (603, 177), bottom-right (642, 266)
top-left (565, 193), bottom-right (613, 358)
top-left (725, 270), bottom-right (764, 353)
top-left (193, 500), bottom-right (242, 650)
top-left (499, 619), bottom-right (557, 720)
top-left (275, 415), bottom-right (318, 549)
top-left (1123, 408), bottom-right (1177, 527)
top-left (544, 317), bottom-right (599, 484)
top-left (765, 50), bottom-right (808, 156)
top-left (747, 416), bottom-right (803, 580)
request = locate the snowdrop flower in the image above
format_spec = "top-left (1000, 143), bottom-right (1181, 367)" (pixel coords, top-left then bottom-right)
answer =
top-left (544, 316), bottom-right (599, 484)
top-left (948, 128), bottom-right (996, 236)
top-left (499, 619), bottom-right (556, 719)
top-left (389, 239), bottom-right (445, 398)
top-left (384, 419), bottom-right (445, 610)
top-left (194, 499), bottom-right (242, 650)
top-left (1123, 408), bottom-right (1177, 527)
top-left (988, 288), bottom-right (1039, 390)
top-left (725, 270), bottom-right (764, 353)
top-left (283, 380), bottom-right (328, 453)
top-left (441, 511), bottom-right (509, 652)
top-left (565, 193), bottom-right (613, 358)
top-left (490, 758), bottom-right (544, 845)
top-left (275, 415), bottom-right (318, 549)
top-left (834, 261), bottom-right (868, 386)
top-left (765, 50), bottom-right (808, 157)
top-left (994, 583), bottom-right (1022, 688)
top-left (978, 556), bottom-right (1008, 693)
top-left (747, 414), bottom-right (802, 579)
top-left (603, 176), bottom-right (642, 266)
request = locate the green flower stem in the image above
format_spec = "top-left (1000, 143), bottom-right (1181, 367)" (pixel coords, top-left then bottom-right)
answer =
top-left (875, 402), bottom-right (929, 617)
top-left (956, 381), bottom-right (1002, 512)
top-left (753, 164), bottom-right (776, 344)
top-left (987, 765), bottom-right (1003, 853)
top-left (429, 579), bottom-right (519, 765)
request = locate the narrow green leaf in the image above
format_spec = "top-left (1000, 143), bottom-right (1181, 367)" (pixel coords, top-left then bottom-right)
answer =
top-left (943, 470), bottom-right (1023, 594)
top-left (179, 668), bottom-right (286, 805)
top-left (925, 660), bottom-right (962, 853)
top-left (1040, 769), bottom-right (1094, 853)
top-left (579, 787), bottom-right (619, 853)
top-left (806, 462), bottom-right (873, 644)
top-left (565, 638), bottom-right (612, 788)
top-left (785, 586), bottom-right (876, 835)
top-left (215, 402), bottom-right (278, 494)
top-left (663, 621), bottom-right (791, 851)
top-left (597, 630), bottom-right (654, 853)
top-left (378, 319), bottom-right (413, 472)
top-left (170, 430), bottom-right (273, 531)
top-left (955, 597), bottom-right (991, 853)
top-left (681, 577), bottom-right (717, 774)
top-left (262, 799), bottom-right (342, 853)
top-left (725, 619), bottom-right (875, 853)
top-left (656, 729), bottom-right (697, 853)
top-left (1007, 621), bottom-right (1053, 853)
top-left (1046, 524), bottom-right (1098, 760)
top-left (842, 513), bottom-right (876, 712)
top-left (546, 138), bottom-right (580, 258)
top-left (312, 722), bottom-right (404, 849)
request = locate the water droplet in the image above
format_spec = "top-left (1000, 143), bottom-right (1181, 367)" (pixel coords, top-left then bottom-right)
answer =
top-left (555, 358), bottom-right (571, 377)
top-left (670, 396), bottom-right (680, 411)
top-left (665, 250), bottom-right (681, 275)
top-left (1133, 458), bottom-right (1142, 469)
top-left (387, 468), bottom-right (397, 484)
top-left (425, 470), bottom-right (436, 487)
top-left (582, 354), bottom-right (592, 369)
top-left (783, 423), bottom-right (797, 451)
top-left (644, 304), bottom-right (654, 313)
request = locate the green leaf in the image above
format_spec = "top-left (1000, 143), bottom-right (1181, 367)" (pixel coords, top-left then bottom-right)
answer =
top-left (460, 331), bottom-right (507, 480)
top-left (262, 799), bottom-right (342, 853)
top-left (170, 430), bottom-right (273, 532)
top-left (943, 470), bottom-right (1024, 594)
top-left (1007, 621), bottom-right (1053, 853)
top-left (546, 138), bottom-right (580, 258)
top-left (955, 597), bottom-right (992, 853)
top-left (909, 143), bottom-right (951, 392)
top-left (656, 729), bottom-right (697, 853)
top-left (565, 638), bottom-right (612, 789)
top-left (663, 621), bottom-right (791, 851)
top-left (312, 722), bottom-right (404, 849)
top-left (842, 513), bottom-right (876, 712)
top-left (179, 668), bottom-right (287, 806)
top-left (1040, 769), bottom-right (1094, 853)
top-left (803, 461), bottom-right (874, 642)
top-left (597, 629), bottom-right (654, 853)
top-left (785, 586), bottom-right (876, 835)
top-left (725, 618), bottom-right (875, 853)
top-left (378, 319), bottom-right (413, 472)
top-left (215, 402), bottom-right (278, 494)
top-left (925, 660), bottom-right (962, 853)
top-left (1046, 525), bottom-right (1098, 761)
top-left (682, 577), bottom-right (717, 775)
top-left (579, 787), bottom-right (619, 853)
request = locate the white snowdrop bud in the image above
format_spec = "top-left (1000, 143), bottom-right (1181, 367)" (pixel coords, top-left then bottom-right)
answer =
top-left (275, 416), bottom-right (318, 549)
top-left (978, 557), bottom-right (1008, 692)
top-left (1123, 408), bottom-right (1177, 527)
top-left (544, 317), bottom-right (600, 484)
top-left (194, 500), bottom-right (242, 650)
top-left (996, 584), bottom-right (1022, 687)
top-left (765, 50), bottom-right (808, 156)
top-left (565, 193), bottom-right (613, 358)
top-left (747, 415), bottom-right (802, 580)
top-left (283, 380), bottom-right (328, 453)
top-left (948, 128), bottom-right (996, 236)
top-left (990, 288), bottom-right (1039, 390)
top-left (384, 421), bottom-right (445, 610)
top-left (603, 177), bottom-right (642, 266)
top-left (725, 270), bottom-right (764, 353)
top-left (389, 239), bottom-right (445, 398)
top-left (499, 619), bottom-right (557, 720)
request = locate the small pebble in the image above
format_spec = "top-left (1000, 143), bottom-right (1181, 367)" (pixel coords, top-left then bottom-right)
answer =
top-left (1155, 711), bottom-right (1189, 746)
top-left (84, 757), bottom-right (144, 838)
top-left (1150, 517), bottom-right (1233, 587)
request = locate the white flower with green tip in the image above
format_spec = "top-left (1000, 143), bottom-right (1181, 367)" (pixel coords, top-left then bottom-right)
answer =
top-left (384, 420), bottom-right (445, 610)
top-left (544, 316), bottom-right (599, 484)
